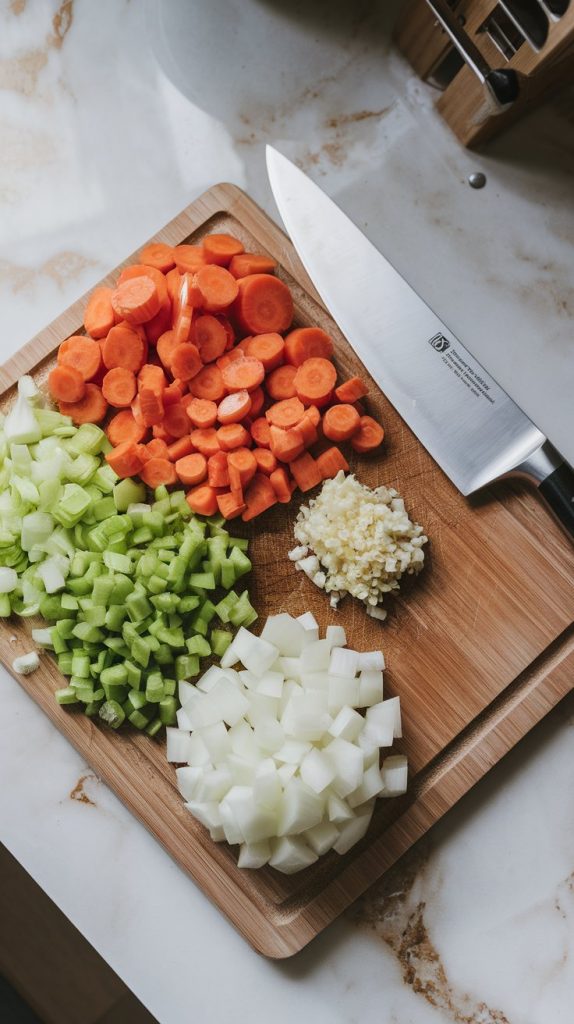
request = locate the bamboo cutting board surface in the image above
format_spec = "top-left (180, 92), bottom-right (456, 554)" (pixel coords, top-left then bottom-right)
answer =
top-left (1, 185), bottom-right (573, 958)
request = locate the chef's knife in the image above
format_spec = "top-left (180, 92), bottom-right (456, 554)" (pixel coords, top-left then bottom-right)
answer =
top-left (266, 146), bottom-right (574, 537)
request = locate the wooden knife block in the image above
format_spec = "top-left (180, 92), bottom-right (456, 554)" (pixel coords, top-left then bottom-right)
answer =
top-left (394, 0), bottom-right (574, 147)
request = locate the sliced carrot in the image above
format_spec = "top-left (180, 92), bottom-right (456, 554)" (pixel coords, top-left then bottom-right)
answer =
top-left (103, 323), bottom-right (147, 373)
top-left (186, 484), bottom-right (219, 517)
top-left (304, 405), bottom-right (321, 427)
top-left (216, 490), bottom-right (246, 520)
top-left (266, 364), bottom-right (297, 401)
top-left (350, 415), bottom-right (385, 453)
top-left (191, 428), bottom-right (220, 458)
top-left (106, 441), bottom-right (145, 478)
top-left (131, 394), bottom-right (145, 428)
top-left (153, 424), bottom-right (176, 444)
top-left (170, 343), bottom-right (202, 382)
top-left (48, 365), bottom-right (85, 404)
top-left (174, 245), bottom-right (206, 275)
top-left (207, 451), bottom-right (230, 488)
top-left (141, 457), bottom-right (178, 488)
top-left (192, 265), bottom-right (239, 312)
top-left (111, 277), bottom-right (160, 325)
top-left (118, 264), bottom-right (169, 308)
top-left (166, 268), bottom-right (182, 307)
top-left (316, 446), bottom-right (349, 480)
top-left (145, 298), bottom-right (172, 344)
top-left (156, 330), bottom-right (179, 371)
top-left (253, 448), bottom-right (277, 476)
top-left (59, 384), bottom-right (108, 425)
top-left (175, 453), bottom-right (207, 486)
top-left (172, 274), bottom-right (194, 346)
top-left (265, 396), bottom-right (305, 430)
top-left (335, 376), bottom-right (368, 403)
top-left (233, 274), bottom-right (293, 335)
top-left (242, 473), bottom-right (277, 522)
top-left (284, 327), bottom-right (334, 366)
top-left (139, 242), bottom-right (176, 273)
top-left (163, 403), bottom-right (192, 438)
top-left (139, 387), bottom-right (164, 427)
top-left (189, 365), bottom-right (226, 402)
top-left (202, 234), bottom-right (244, 267)
top-left (250, 417), bottom-right (271, 448)
top-left (102, 367), bottom-right (137, 408)
top-left (323, 403), bottom-right (361, 442)
top-left (216, 348), bottom-right (245, 373)
top-left (246, 386), bottom-right (264, 420)
top-left (221, 356), bottom-right (264, 393)
top-left (270, 467), bottom-right (292, 503)
top-left (186, 397), bottom-right (218, 429)
top-left (245, 332), bottom-right (284, 371)
top-left (167, 436), bottom-right (194, 461)
top-left (217, 424), bottom-right (251, 451)
top-left (83, 287), bottom-right (115, 339)
top-left (146, 438), bottom-right (170, 460)
top-left (294, 357), bottom-right (337, 408)
top-left (217, 390), bottom-right (252, 425)
top-left (138, 364), bottom-right (166, 395)
top-left (58, 335), bottom-right (102, 382)
top-left (227, 448), bottom-right (257, 490)
top-left (297, 410), bottom-right (319, 448)
top-left (289, 452), bottom-right (322, 493)
top-left (192, 314), bottom-right (228, 362)
top-left (214, 314), bottom-right (235, 350)
top-left (269, 425), bottom-right (305, 463)
top-left (229, 253), bottom-right (277, 279)
top-left (163, 380), bottom-right (184, 407)
top-left (106, 409), bottom-right (147, 447)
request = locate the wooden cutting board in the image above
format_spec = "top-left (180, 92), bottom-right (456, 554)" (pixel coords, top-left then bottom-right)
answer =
top-left (1, 185), bottom-right (573, 959)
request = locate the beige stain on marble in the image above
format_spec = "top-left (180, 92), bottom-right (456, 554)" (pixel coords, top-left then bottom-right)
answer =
top-left (70, 773), bottom-right (98, 807)
top-left (0, 251), bottom-right (96, 293)
top-left (350, 841), bottom-right (511, 1024)
top-left (0, 0), bottom-right (74, 97)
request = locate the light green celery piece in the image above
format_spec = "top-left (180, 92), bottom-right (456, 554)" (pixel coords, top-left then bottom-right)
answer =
top-left (210, 629), bottom-right (232, 657)
top-left (185, 635), bottom-right (211, 657)
top-left (93, 496), bottom-right (117, 522)
top-left (12, 475), bottom-right (40, 505)
top-left (67, 453), bottom-right (99, 485)
top-left (66, 423), bottom-right (106, 456)
top-left (0, 594), bottom-right (11, 617)
top-left (103, 551), bottom-right (132, 575)
top-left (99, 700), bottom-right (125, 729)
top-left (113, 478), bottom-right (146, 512)
top-left (51, 484), bottom-right (92, 528)
top-left (145, 718), bottom-right (162, 738)
top-left (92, 464), bottom-right (118, 493)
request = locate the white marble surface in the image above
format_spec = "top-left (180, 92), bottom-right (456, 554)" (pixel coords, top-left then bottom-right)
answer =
top-left (1, 1), bottom-right (573, 1022)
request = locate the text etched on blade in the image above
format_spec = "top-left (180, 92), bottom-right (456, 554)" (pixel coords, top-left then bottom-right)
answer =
top-left (428, 334), bottom-right (496, 406)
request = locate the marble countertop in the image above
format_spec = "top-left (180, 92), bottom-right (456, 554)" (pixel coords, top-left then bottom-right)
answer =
top-left (1, 2), bottom-right (573, 1022)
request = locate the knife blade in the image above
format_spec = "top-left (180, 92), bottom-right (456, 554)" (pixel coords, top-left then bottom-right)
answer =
top-left (266, 146), bottom-right (574, 536)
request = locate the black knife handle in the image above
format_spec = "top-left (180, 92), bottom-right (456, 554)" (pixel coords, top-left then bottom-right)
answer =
top-left (539, 462), bottom-right (574, 538)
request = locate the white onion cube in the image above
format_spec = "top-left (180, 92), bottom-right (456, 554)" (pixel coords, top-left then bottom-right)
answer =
top-left (329, 647), bottom-right (358, 678)
top-left (327, 793), bottom-right (354, 824)
top-left (238, 841), bottom-right (271, 869)
top-left (277, 779), bottom-right (323, 836)
top-left (306, 820), bottom-right (340, 856)
top-left (357, 650), bottom-right (385, 671)
top-left (300, 748), bottom-right (336, 793)
top-left (261, 613), bottom-right (309, 657)
top-left (381, 755), bottom-right (408, 796)
top-left (198, 722), bottom-right (230, 763)
top-left (274, 738), bottom-right (312, 765)
top-left (358, 669), bottom-right (384, 708)
top-left (256, 671), bottom-right (284, 698)
top-left (333, 802), bottom-right (375, 854)
top-left (269, 836), bottom-right (318, 874)
top-left (347, 763), bottom-right (385, 808)
top-left (184, 800), bottom-right (222, 832)
top-left (326, 624), bottom-right (346, 648)
top-left (328, 706), bottom-right (364, 742)
top-left (324, 738), bottom-right (364, 798)
top-left (187, 732), bottom-right (211, 767)
top-left (300, 639), bottom-right (331, 673)
top-left (175, 765), bottom-right (203, 801)
top-left (328, 674), bottom-right (360, 714)
top-left (166, 728), bottom-right (191, 763)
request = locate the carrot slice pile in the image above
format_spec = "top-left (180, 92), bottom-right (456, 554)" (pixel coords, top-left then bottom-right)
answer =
top-left (52, 230), bottom-right (385, 521)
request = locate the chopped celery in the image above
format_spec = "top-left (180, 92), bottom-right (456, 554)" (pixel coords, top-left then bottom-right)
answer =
top-left (113, 478), bottom-right (146, 512)
top-left (99, 700), bottom-right (125, 729)
top-left (211, 629), bottom-right (232, 657)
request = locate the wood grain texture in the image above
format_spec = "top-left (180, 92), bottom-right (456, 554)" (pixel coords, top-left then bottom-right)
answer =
top-left (1, 184), bottom-right (573, 958)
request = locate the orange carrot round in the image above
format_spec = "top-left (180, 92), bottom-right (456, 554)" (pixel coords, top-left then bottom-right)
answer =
top-left (229, 253), bottom-right (277, 279)
top-left (170, 343), bottom-right (202, 382)
top-left (83, 287), bottom-right (116, 340)
top-left (189, 365), bottom-right (226, 402)
top-left (106, 409), bottom-right (147, 446)
top-left (102, 367), bottom-right (137, 408)
top-left (174, 244), bottom-right (206, 275)
top-left (146, 438), bottom-right (171, 460)
top-left (217, 390), bottom-right (252, 425)
top-left (217, 423), bottom-right (251, 451)
top-left (191, 428), bottom-right (221, 458)
top-left (297, 409), bottom-right (319, 448)
top-left (317, 447), bottom-right (349, 480)
top-left (322, 403), bottom-right (361, 442)
top-left (138, 364), bottom-right (166, 395)
top-left (216, 348), bottom-right (245, 373)
top-left (246, 386), bottom-right (264, 419)
top-left (139, 387), bottom-right (164, 427)
top-left (270, 467), bottom-right (292, 503)
top-left (164, 403), bottom-right (192, 438)
top-left (111, 277), bottom-right (161, 325)
top-left (294, 357), bottom-right (337, 407)
top-left (167, 436), bottom-right (194, 461)
top-left (265, 396), bottom-right (305, 430)
top-left (145, 299), bottom-right (172, 345)
top-left (156, 330), bottom-right (179, 371)
top-left (289, 452), bottom-right (322, 493)
top-left (241, 473), bottom-right (277, 521)
top-left (253, 448), bottom-right (277, 475)
top-left (48, 365), bottom-right (86, 404)
top-left (227, 448), bottom-right (257, 489)
top-left (139, 242), bottom-right (176, 273)
top-left (269, 425), bottom-right (305, 463)
top-left (250, 417), bottom-right (271, 448)
top-left (172, 274), bottom-right (194, 346)
top-left (192, 315), bottom-right (228, 362)
top-left (105, 441), bottom-right (145, 478)
top-left (202, 233), bottom-right (244, 267)
top-left (221, 356), bottom-right (264, 394)
top-left (216, 490), bottom-right (246, 520)
top-left (266, 364), bottom-right (297, 401)
top-left (186, 397), bottom-right (218, 429)
top-left (141, 457), bottom-right (178, 488)
top-left (207, 451), bottom-right (230, 488)
top-left (350, 415), bottom-right (385, 453)
top-left (246, 332), bottom-right (285, 371)
top-left (233, 274), bottom-right (293, 335)
top-left (284, 327), bottom-right (334, 366)
top-left (58, 335), bottom-right (102, 382)
top-left (103, 323), bottom-right (147, 373)
top-left (175, 453), bottom-right (207, 486)
top-left (118, 264), bottom-right (169, 308)
top-left (59, 384), bottom-right (108, 425)
top-left (213, 314), bottom-right (235, 350)
top-left (186, 484), bottom-right (219, 516)
top-left (193, 265), bottom-right (239, 312)
top-left (335, 376), bottom-right (368, 403)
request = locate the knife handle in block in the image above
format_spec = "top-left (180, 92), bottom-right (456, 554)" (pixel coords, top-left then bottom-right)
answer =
top-left (539, 462), bottom-right (574, 538)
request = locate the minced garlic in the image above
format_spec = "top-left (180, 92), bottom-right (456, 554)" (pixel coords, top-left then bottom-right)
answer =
top-left (290, 472), bottom-right (427, 619)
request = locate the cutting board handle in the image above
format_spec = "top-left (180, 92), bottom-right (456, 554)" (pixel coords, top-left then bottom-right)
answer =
top-left (539, 461), bottom-right (574, 538)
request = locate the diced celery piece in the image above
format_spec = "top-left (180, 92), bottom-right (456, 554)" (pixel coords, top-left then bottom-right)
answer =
top-left (131, 526), bottom-right (153, 545)
top-left (103, 551), bottom-right (132, 574)
top-left (55, 618), bottom-right (76, 639)
top-left (124, 688), bottom-right (148, 713)
top-left (61, 593), bottom-right (79, 610)
top-left (185, 635), bottom-right (211, 657)
top-left (145, 717), bottom-right (162, 738)
top-left (66, 422), bottom-right (107, 456)
top-left (159, 696), bottom-right (177, 725)
top-left (58, 652), bottom-right (74, 674)
top-left (71, 653), bottom-right (91, 679)
top-left (85, 699), bottom-right (104, 717)
top-left (229, 545), bottom-right (252, 580)
top-left (83, 606), bottom-right (107, 627)
top-left (113, 478), bottom-right (146, 512)
top-left (198, 599), bottom-right (217, 624)
top-left (147, 574), bottom-right (167, 595)
top-left (163, 678), bottom-right (176, 697)
top-left (175, 654), bottom-right (199, 680)
top-left (125, 591), bottom-right (153, 622)
top-left (143, 511), bottom-right (164, 536)
top-left (92, 576), bottom-right (115, 607)
top-left (105, 605), bottom-right (127, 631)
top-left (228, 590), bottom-right (257, 628)
top-left (227, 536), bottom-right (249, 552)
top-left (189, 571), bottom-right (216, 590)
top-left (156, 626), bottom-right (184, 649)
top-left (128, 707), bottom-right (155, 729)
top-left (145, 672), bottom-right (164, 703)
top-left (100, 664), bottom-right (128, 687)
top-left (99, 700), bottom-right (125, 729)
top-left (109, 574), bottom-right (134, 604)
top-left (154, 643), bottom-right (173, 666)
top-left (131, 636), bottom-right (150, 668)
top-left (72, 621), bottom-right (104, 643)
top-left (52, 484), bottom-right (92, 528)
top-left (93, 497), bottom-right (117, 522)
top-left (52, 632), bottom-right (68, 655)
top-left (92, 464), bottom-right (118, 493)
top-left (67, 453), bottom-right (99, 485)
top-left (214, 591), bottom-right (239, 624)
top-left (220, 560), bottom-right (235, 590)
top-left (55, 686), bottom-right (78, 705)
top-left (102, 681), bottom-right (128, 704)
top-left (150, 593), bottom-right (179, 613)
top-left (211, 629), bottom-right (232, 657)
top-left (177, 595), bottom-right (200, 614)
top-left (124, 660), bottom-right (142, 689)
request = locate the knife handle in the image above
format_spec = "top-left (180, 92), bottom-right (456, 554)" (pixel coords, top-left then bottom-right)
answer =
top-left (539, 463), bottom-right (574, 537)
